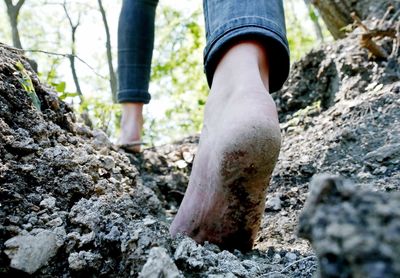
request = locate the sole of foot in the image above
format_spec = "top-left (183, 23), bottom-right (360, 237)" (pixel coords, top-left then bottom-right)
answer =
top-left (170, 86), bottom-right (281, 252)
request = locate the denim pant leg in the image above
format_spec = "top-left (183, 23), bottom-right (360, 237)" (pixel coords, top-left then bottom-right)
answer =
top-left (203, 0), bottom-right (290, 92)
top-left (117, 0), bottom-right (158, 104)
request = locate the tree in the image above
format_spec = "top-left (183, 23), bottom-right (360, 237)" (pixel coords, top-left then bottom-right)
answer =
top-left (304, 0), bottom-right (324, 42)
top-left (311, 0), bottom-right (399, 39)
top-left (97, 0), bottom-right (117, 103)
top-left (61, 0), bottom-right (83, 102)
top-left (3, 0), bottom-right (25, 49)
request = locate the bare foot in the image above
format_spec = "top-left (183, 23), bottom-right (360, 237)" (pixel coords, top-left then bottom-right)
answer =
top-left (119, 103), bottom-right (144, 152)
top-left (170, 41), bottom-right (281, 251)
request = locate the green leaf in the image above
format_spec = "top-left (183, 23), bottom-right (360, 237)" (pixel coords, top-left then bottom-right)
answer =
top-left (14, 61), bottom-right (41, 111)
top-left (55, 81), bottom-right (66, 93)
top-left (59, 92), bottom-right (79, 100)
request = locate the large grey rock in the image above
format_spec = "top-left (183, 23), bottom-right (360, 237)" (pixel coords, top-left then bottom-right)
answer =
top-left (4, 230), bottom-right (60, 274)
top-left (364, 143), bottom-right (400, 164)
top-left (139, 247), bottom-right (182, 278)
top-left (299, 174), bottom-right (400, 278)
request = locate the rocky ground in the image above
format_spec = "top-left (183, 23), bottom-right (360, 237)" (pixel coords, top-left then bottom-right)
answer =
top-left (0, 17), bottom-right (399, 277)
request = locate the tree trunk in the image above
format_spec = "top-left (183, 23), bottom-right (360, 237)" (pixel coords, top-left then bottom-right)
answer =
top-left (62, 1), bottom-right (83, 102)
top-left (304, 0), bottom-right (324, 42)
top-left (4, 0), bottom-right (25, 49)
top-left (311, 0), bottom-right (399, 39)
top-left (69, 26), bottom-right (83, 100)
top-left (97, 0), bottom-right (118, 103)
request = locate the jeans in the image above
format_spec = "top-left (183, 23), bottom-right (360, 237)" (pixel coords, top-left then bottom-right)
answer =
top-left (118, 0), bottom-right (290, 104)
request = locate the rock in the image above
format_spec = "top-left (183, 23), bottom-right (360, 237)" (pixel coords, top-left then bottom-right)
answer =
top-left (208, 273), bottom-right (237, 278)
top-left (104, 226), bottom-right (121, 242)
top-left (47, 217), bottom-right (63, 227)
top-left (4, 230), bottom-right (60, 274)
top-left (175, 160), bottom-right (188, 169)
top-left (272, 253), bottom-right (282, 263)
top-left (39, 196), bottom-right (56, 209)
top-left (215, 251), bottom-right (248, 276)
top-left (265, 195), bottom-right (282, 211)
top-left (364, 143), bottom-right (400, 164)
top-left (299, 174), bottom-right (400, 277)
top-left (139, 247), bottom-right (182, 278)
top-left (285, 252), bottom-right (297, 262)
top-left (174, 237), bottom-right (205, 270)
top-left (68, 251), bottom-right (102, 271)
top-left (78, 231), bottom-right (95, 247)
top-left (182, 151), bottom-right (194, 163)
top-left (92, 129), bottom-right (112, 149)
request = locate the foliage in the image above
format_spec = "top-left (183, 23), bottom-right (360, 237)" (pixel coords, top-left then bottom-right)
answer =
top-left (38, 58), bottom-right (79, 100)
top-left (284, 1), bottom-right (330, 61)
top-left (14, 60), bottom-right (41, 110)
top-left (79, 97), bottom-right (121, 134)
top-left (144, 4), bottom-right (207, 145)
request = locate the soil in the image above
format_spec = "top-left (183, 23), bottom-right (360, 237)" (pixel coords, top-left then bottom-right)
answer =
top-left (0, 17), bottom-right (399, 277)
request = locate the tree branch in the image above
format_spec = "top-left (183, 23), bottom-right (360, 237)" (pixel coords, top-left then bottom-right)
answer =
top-left (4, 0), bottom-right (12, 9)
top-left (15, 0), bottom-right (26, 11)
top-left (24, 49), bottom-right (107, 79)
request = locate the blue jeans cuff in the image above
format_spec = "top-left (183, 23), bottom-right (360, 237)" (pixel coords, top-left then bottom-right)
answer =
top-left (204, 17), bottom-right (290, 93)
top-left (118, 90), bottom-right (151, 104)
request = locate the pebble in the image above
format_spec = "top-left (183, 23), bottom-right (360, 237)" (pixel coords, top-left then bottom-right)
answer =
top-left (139, 247), bottom-right (182, 278)
top-left (40, 197), bottom-right (56, 209)
top-left (265, 195), bottom-right (282, 211)
top-left (273, 253), bottom-right (282, 263)
top-left (4, 230), bottom-right (60, 274)
top-left (285, 252), bottom-right (297, 262)
top-left (47, 217), bottom-right (63, 227)
top-left (175, 160), bottom-right (188, 169)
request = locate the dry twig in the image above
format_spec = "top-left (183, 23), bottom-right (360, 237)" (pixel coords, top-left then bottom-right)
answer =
top-left (351, 9), bottom-right (397, 59)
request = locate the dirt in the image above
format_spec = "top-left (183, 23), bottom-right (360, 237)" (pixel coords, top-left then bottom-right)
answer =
top-left (0, 16), bottom-right (399, 277)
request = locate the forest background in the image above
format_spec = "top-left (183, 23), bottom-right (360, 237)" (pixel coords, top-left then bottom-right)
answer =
top-left (0, 0), bottom-right (330, 146)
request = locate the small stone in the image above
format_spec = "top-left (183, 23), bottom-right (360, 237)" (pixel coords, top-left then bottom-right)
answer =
top-left (47, 217), bottom-right (63, 227)
top-left (357, 171), bottom-right (373, 179)
top-left (40, 197), bottom-right (56, 209)
top-left (4, 230), bottom-right (60, 274)
top-left (28, 215), bottom-right (38, 225)
top-left (68, 251), bottom-right (102, 271)
top-left (22, 223), bottom-right (33, 230)
top-left (175, 160), bottom-right (188, 169)
top-left (139, 247), bottom-right (182, 278)
top-left (265, 195), bottom-right (282, 211)
top-left (373, 166), bottom-right (387, 175)
top-left (143, 216), bottom-right (157, 226)
top-left (364, 143), bottom-right (400, 164)
top-left (174, 237), bottom-right (204, 270)
top-left (92, 129), bottom-right (111, 149)
top-left (272, 253), bottom-right (282, 263)
top-left (285, 252), bottom-right (297, 262)
top-left (182, 151), bottom-right (194, 163)
top-left (78, 231), bottom-right (95, 247)
top-left (104, 226), bottom-right (121, 242)
top-left (101, 156), bottom-right (115, 170)
top-left (208, 274), bottom-right (237, 278)
top-left (8, 215), bottom-right (20, 224)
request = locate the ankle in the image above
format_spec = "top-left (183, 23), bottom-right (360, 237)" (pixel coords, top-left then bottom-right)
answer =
top-left (119, 103), bottom-right (144, 143)
top-left (121, 103), bottom-right (144, 127)
top-left (212, 40), bottom-right (270, 93)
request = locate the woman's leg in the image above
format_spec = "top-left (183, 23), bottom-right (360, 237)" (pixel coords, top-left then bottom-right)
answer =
top-left (117, 0), bottom-right (158, 150)
top-left (170, 0), bottom-right (290, 251)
